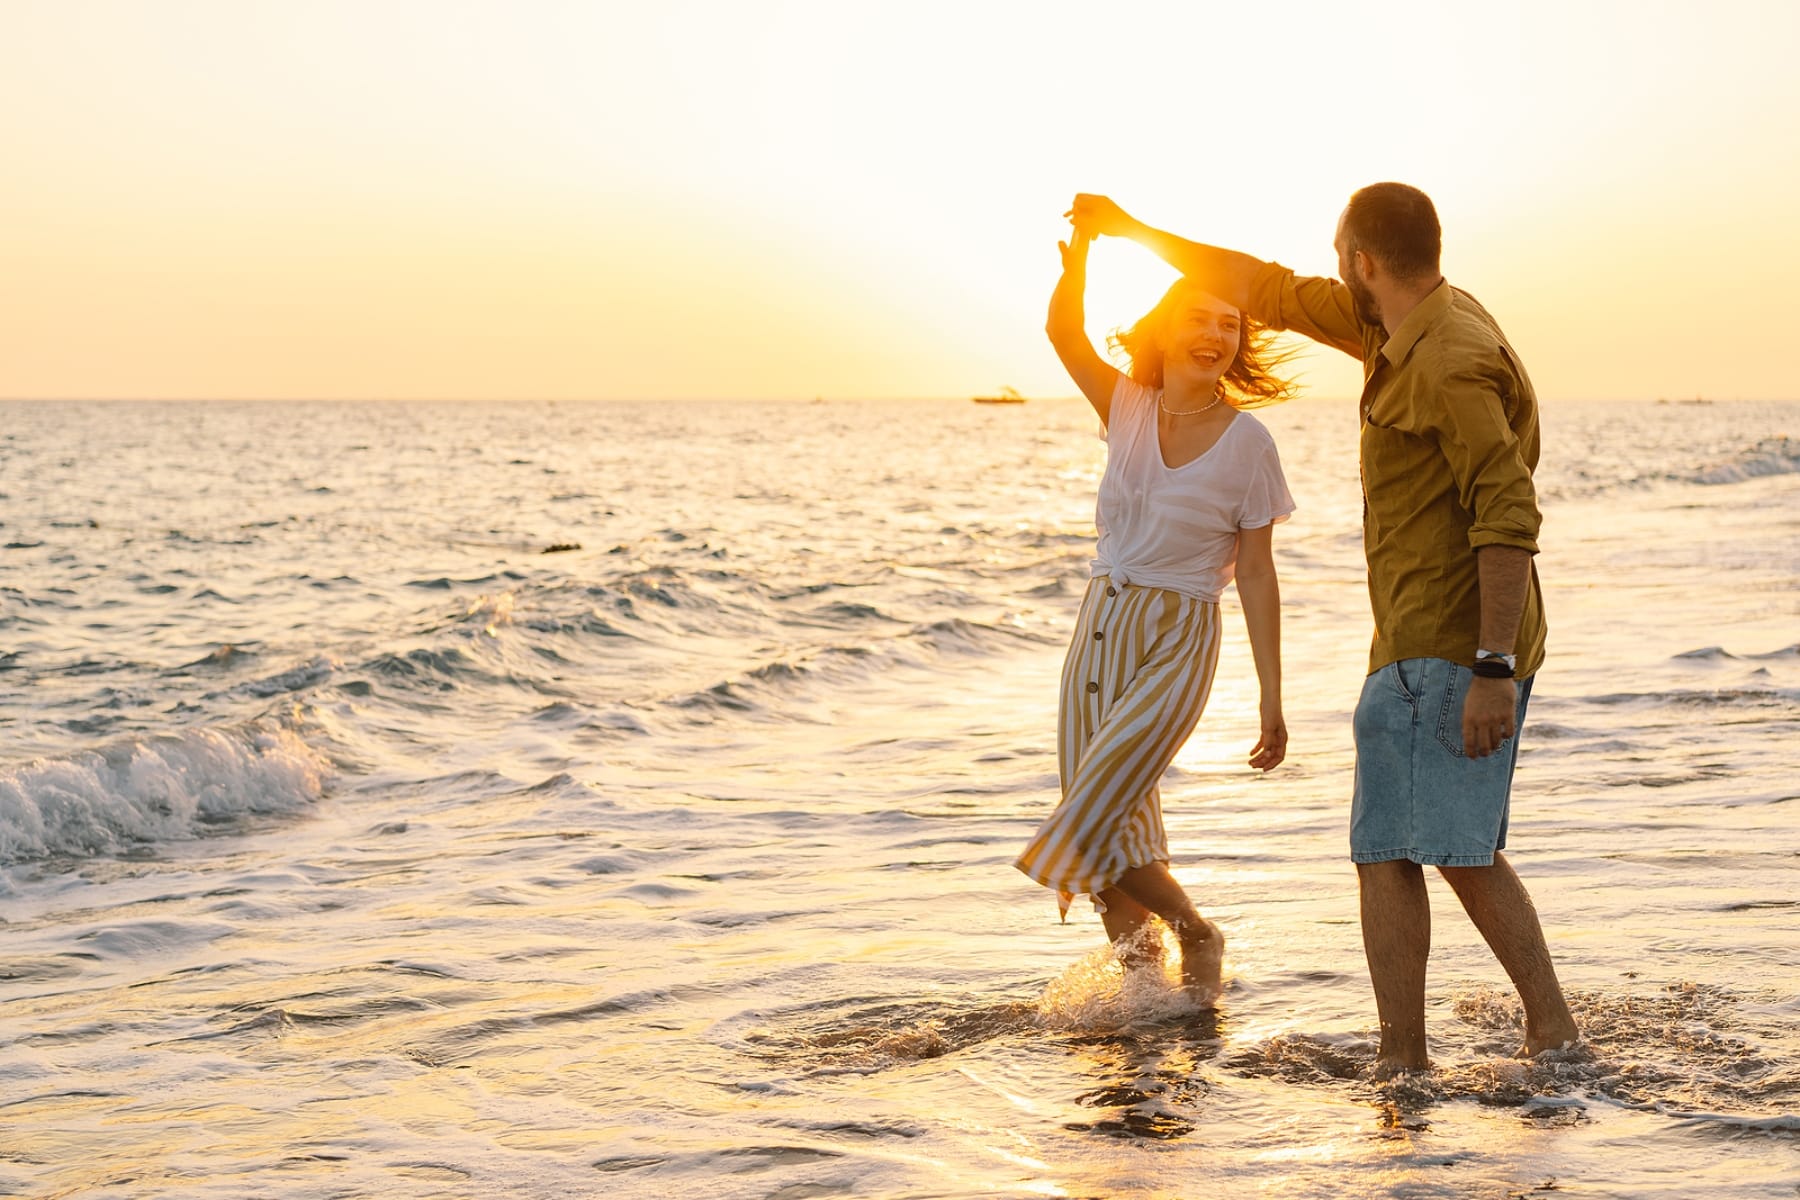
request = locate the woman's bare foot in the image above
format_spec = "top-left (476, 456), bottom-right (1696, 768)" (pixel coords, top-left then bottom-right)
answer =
top-left (1176, 919), bottom-right (1224, 1005)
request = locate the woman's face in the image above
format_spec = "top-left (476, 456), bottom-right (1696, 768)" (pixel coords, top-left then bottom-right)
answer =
top-left (1163, 288), bottom-right (1242, 389)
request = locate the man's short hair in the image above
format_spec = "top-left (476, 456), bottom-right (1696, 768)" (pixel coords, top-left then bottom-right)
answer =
top-left (1344, 183), bottom-right (1441, 280)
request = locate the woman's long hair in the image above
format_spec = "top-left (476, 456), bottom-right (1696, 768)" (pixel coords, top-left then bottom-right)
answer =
top-left (1107, 279), bottom-right (1298, 409)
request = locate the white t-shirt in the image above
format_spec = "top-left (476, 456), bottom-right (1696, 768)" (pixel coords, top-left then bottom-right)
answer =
top-left (1091, 376), bottom-right (1295, 603)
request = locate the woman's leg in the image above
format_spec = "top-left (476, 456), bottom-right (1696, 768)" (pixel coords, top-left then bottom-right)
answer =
top-left (1018, 588), bottom-right (1225, 1002)
top-left (1111, 862), bottom-right (1223, 1002)
top-left (1093, 887), bottom-right (1162, 968)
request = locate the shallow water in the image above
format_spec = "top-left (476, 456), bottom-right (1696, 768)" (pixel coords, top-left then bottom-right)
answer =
top-left (2, 396), bottom-right (1796, 1198)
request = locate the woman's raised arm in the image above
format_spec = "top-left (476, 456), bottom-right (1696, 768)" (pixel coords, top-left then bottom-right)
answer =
top-left (1045, 227), bottom-right (1121, 424)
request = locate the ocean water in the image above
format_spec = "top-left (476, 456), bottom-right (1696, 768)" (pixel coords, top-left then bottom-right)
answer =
top-left (1, 395), bottom-right (1796, 1199)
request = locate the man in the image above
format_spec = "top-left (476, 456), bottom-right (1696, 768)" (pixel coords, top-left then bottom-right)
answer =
top-left (1070, 185), bottom-right (1578, 1072)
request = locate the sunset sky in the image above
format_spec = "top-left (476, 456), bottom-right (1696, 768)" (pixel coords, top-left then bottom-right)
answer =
top-left (3, 0), bottom-right (1797, 402)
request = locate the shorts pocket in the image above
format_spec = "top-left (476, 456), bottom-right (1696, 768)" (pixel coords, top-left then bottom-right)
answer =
top-left (1389, 658), bottom-right (1422, 705)
top-left (1433, 661), bottom-right (1517, 759)
top-left (1433, 664), bottom-right (1468, 758)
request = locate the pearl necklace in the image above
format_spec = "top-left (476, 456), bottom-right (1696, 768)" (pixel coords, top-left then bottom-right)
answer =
top-left (1159, 389), bottom-right (1226, 417)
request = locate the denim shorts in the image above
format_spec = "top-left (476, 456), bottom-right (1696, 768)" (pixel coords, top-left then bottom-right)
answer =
top-left (1350, 657), bottom-right (1534, 867)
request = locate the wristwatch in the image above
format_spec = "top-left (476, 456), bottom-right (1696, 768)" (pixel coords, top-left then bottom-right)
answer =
top-left (1472, 649), bottom-right (1517, 679)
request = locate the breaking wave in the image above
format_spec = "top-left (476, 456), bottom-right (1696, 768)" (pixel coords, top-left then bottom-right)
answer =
top-left (0, 721), bottom-right (330, 865)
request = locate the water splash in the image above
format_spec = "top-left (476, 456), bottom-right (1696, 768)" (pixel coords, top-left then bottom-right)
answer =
top-left (1036, 927), bottom-right (1214, 1033)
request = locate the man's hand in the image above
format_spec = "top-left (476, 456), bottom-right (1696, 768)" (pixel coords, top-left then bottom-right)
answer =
top-left (1461, 675), bottom-right (1517, 758)
top-left (1249, 704), bottom-right (1287, 771)
top-left (1066, 194), bottom-right (1137, 239)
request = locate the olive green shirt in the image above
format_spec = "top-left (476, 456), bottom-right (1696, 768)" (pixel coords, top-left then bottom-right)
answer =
top-left (1246, 265), bottom-right (1547, 677)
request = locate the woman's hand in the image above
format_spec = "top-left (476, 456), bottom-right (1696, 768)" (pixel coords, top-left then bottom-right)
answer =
top-left (1058, 225), bottom-right (1093, 271)
top-left (1249, 704), bottom-right (1287, 771)
top-left (1046, 218), bottom-right (1117, 419)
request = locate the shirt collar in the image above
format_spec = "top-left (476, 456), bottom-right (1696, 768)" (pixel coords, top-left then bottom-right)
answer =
top-left (1379, 279), bottom-right (1453, 366)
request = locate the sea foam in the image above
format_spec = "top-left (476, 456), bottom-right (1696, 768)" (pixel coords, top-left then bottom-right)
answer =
top-left (1689, 435), bottom-right (1800, 484)
top-left (0, 722), bottom-right (329, 864)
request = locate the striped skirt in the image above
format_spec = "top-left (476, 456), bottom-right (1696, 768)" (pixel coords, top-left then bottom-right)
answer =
top-left (1015, 576), bottom-right (1222, 918)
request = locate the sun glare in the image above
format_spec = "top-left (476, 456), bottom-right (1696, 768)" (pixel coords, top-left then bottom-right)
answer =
top-left (0, 1), bottom-right (1795, 400)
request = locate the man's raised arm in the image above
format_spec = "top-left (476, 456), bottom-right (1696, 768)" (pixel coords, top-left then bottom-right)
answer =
top-left (1069, 194), bottom-right (1263, 312)
top-left (1068, 194), bottom-right (1367, 358)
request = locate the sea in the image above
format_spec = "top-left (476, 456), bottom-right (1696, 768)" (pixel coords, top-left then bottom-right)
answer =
top-left (1, 395), bottom-right (1796, 1199)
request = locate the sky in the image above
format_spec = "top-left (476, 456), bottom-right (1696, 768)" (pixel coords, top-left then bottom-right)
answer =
top-left (2, 0), bottom-right (1797, 402)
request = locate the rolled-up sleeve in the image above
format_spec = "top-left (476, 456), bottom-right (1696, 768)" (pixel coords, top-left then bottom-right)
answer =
top-left (1246, 262), bottom-right (1368, 358)
top-left (1430, 366), bottom-right (1542, 554)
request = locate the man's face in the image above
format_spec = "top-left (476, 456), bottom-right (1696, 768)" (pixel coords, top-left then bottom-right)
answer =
top-left (1335, 209), bottom-right (1381, 326)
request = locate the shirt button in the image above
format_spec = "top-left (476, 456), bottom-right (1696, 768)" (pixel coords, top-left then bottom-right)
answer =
top-left (1086, 681), bottom-right (1100, 694)
top-left (1106, 586), bottom-right (1117, 597)
top-left (1093, 630), bottom-right (1104, 641)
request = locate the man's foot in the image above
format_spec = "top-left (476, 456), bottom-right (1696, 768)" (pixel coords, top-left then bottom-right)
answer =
top-left (1176, 919), bottom-right (1224, 1005)
top-left (1367, 1054), bottom-right (1431, 1082)
top-left (1520, 1018), bottom-right (1583, 1059)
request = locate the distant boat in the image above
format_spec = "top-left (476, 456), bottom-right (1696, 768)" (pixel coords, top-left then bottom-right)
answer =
top-left (973, 386), bottom-right (1026, 405)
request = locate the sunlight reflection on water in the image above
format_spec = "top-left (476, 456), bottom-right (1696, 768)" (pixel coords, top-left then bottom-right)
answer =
top-left (0, 397), bottom-right (1795, 1197)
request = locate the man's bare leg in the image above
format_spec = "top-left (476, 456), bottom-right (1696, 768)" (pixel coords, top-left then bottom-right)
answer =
top-left (1093, 887), bottom-right (1162, 970)
top-left (1358, 858), bottom-right (1431, 1073)
top-left (1111, 862), bottom-right (1223, 1002)
top-left (1438, 852), bottom-right (1579, 1056)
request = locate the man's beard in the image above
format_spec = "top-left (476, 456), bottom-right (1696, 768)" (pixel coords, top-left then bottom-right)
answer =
top-left (1346, 272), bottom-right (1382, 326)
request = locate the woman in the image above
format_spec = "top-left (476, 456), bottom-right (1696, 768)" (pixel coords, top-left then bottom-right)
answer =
top-left (1014, 210), bottom-right (1294, 1004)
